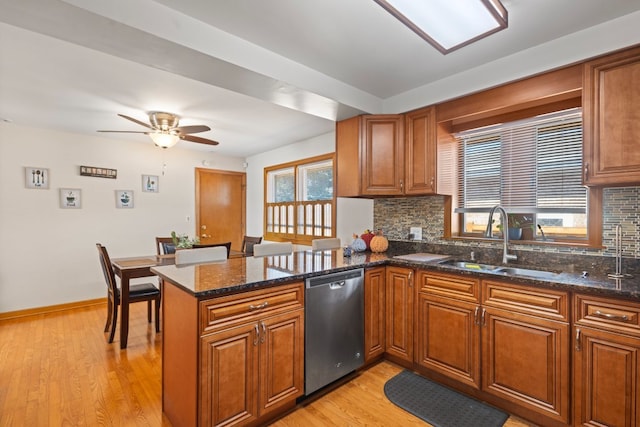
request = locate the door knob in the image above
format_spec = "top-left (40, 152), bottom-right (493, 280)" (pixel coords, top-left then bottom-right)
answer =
top-left (201, 225), bottom-right (207, 230)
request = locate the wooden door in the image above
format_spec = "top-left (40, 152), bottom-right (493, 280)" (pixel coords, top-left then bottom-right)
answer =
top-left (258, 310), bottom-right (304, 418)
top-left (200, 323), bottom-right (259, 427)
top-left (196, 168), bottom-right (246, 251)
top-left (583, 46), bottom-right (640, 186)
top-left (362, 115), bottom-right (404, 196)
top-left (416, 293), bottom-right (480, 389)
top-left (364, 267), bottom-right (386, 364)
top-left (385, 266), bottom-right (413, 365)
top-left (482, 307), bottom-right (569, 424)
top-left (404, 106), bottom-right (437, 195)
top-left (574, 326), bottom-right (640, 427)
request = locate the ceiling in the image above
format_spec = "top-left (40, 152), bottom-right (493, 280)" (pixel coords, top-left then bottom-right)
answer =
top-left (1, 0), bottom-right (640, 158)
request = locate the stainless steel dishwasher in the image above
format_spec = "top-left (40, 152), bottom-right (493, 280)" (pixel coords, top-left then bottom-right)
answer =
top-left (305, 268), bottom-right (364, 395)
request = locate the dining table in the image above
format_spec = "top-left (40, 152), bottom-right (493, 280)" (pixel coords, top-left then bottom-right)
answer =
top-left (110, 250), bottom-right (245, 349)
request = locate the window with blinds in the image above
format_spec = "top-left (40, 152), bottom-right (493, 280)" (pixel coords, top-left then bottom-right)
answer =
top-left (456, 108), bottom-right (587, 240)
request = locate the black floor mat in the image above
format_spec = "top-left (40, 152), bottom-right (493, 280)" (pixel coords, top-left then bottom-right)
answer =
top-left (384, 370), bottom-right (509, 427)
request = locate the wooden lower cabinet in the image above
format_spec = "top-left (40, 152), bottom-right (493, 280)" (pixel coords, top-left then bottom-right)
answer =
top-left (415, 271), bottom-right (481, 389)
top-left (364, 267), bottom-right (385, 364)
top-left (573, 293), bottom-right (640, 426)
top-left (200, 309), bottom-right (304, 426)
top-left (385, 266), bottom-right (414, 365)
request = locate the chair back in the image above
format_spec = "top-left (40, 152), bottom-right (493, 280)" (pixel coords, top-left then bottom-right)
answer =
top-left (242, 236), bottom-right (263, 255)
top-left (311, 238), bottom-right (341, 251)
top-left (96, 243), bottom-right (117, 297)
top-left (156, 237), bottom-right (176, 255)
top-left (175, 246), bottom-right (228, 265)
top-left (253, 242), bottom-right (293, 257)
top-left (191, 241), bottom-right (232, 258)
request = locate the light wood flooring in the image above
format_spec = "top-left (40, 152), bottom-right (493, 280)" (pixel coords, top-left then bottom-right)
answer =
top-left (0, 302), bottom-right (537, 426)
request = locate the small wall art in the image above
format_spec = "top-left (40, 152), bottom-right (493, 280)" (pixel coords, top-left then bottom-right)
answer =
top-left (80, 165), bottom-right (117, 179)
top-left (115, 190), bottom-right (134, 208)
top-left (142, 174), bottom-right (159, 193)
top-left (25, 167), bottom-right (50, 189)
top-left (59, 188), bottom-right (82, 209)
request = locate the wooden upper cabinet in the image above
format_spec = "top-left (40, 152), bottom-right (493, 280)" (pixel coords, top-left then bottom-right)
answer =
top-left (583, 45), bottom-right (640, 186)
top-left (336, 114), bottom-right (404, 196)
top-left (405, 106), bottom-right (437, 195)
top-left (336, 112), bottom-right (436, 197)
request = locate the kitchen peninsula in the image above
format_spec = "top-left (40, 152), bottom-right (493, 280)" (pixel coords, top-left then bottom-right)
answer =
top-left (153, 247), bottom-right (640, 427)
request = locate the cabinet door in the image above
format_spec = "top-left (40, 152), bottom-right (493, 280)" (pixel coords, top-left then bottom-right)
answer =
top-left (361, 115), bottom-right (404, 195)
top-left (583, 46), bottom-right (640, 185)
top-left (404, 106), bottom-right (437, 195)
top-left (574, 326), bottom-right (640, 427)
top-left (200, 323), bottom-right (259, 427)
top-left (364, 267), bottom-right (386, 363)
top-left (259, 310), bottom-right (305, 418)
top-left (482, 308), bottom-right (569, 424)
top-left (416, 293), bottom-right (480, 389)
top-left (385, 266), bottom-right (414, 364)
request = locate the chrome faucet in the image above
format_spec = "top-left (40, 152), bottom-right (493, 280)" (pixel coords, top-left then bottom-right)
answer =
top-left (484, 205), bottom-right (517, 264)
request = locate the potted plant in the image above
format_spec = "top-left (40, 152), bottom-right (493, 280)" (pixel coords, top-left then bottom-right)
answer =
top-left (171, 231), bottom-right (200, 249)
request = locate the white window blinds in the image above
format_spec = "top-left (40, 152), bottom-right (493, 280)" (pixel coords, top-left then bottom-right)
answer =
top-left (456, 108), bottom-right (585, 214)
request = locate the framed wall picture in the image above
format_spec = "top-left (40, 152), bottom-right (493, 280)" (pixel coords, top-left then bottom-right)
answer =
top-left (115, 190), bottom-right (134, 208)
top-left (60, 188), bottom-right (81, 209)
top-left (25, 167), bottom-right (50, 189)
top-left (142, 174), bottom-right (159, 193)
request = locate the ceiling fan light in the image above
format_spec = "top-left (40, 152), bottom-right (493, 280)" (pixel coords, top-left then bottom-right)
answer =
top-left (150, 131), bottom-right (179, 148)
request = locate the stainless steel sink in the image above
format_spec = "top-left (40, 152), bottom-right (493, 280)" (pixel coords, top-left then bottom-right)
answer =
top-left (438, 260), bottom-right (500, 271)
top-left (439, 259), bottom-right (559, 279)
top-left (494, 267), bottom-right (559, 279)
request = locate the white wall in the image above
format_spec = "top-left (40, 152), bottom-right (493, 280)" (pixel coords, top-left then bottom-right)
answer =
top-left (245, 132), bottom-right (374, 247)
top-left (0, 123), bottom-right (245, 312)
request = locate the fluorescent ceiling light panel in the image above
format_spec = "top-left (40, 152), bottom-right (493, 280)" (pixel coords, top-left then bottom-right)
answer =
top-left (374, 0), bottom-right (508, 54)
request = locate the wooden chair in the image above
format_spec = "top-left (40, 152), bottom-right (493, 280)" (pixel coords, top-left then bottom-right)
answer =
top-left (311, 237), bottom-right (341, 251)
top-left (242, 236), bottom-right (263, 255)
top-left (96, 243), bottom-right (161, 344)
top-left (253, 242), bottom-right (293, 257)
top-left (192, 241), bottom-right (232, 258)
top-left (175, 246), bottom-right (228, 265)
top-left (156, 237), bottom-right (176, 255)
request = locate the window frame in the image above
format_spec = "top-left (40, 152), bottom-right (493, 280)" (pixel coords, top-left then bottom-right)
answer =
top-left (263, 153), bottom-right (336, 245)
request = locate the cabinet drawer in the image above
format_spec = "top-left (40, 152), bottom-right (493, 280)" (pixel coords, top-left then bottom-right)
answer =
top-left (200, 282), bottom-right (304, 334)
top-left (417, 271), bottom-right (480, 303)
top-left (482, 280), bottom-right (568, 322)
top-left (574, 294), bottom-right (640, 336)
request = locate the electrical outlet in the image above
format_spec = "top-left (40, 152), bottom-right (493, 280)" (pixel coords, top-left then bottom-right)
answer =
top-left (410, 227), bottom-right (422, 241)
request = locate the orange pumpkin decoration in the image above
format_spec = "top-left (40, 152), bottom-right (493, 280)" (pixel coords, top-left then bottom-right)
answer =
top-left (370, 229), bottom-right (389, 253)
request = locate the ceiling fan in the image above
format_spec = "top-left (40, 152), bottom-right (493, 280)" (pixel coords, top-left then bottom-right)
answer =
top-left (98, 111), bottom-right (219, 148)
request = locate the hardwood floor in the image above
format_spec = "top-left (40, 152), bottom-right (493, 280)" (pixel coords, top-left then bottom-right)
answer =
top-left (0, 303), bottom-right (537, 426)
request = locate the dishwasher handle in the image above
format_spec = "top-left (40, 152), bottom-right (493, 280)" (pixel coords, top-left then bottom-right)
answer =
top-left (329, 280), bottom-right (345, 289)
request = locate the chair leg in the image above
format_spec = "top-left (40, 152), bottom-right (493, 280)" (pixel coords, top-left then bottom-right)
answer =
top-left (155, 297), bottom-right (161, 333)
top-left (104, 296), bottom-right (113, 333)
top-left (147, 300), bottom-right (152, 323)
top-left (108, 302), bottom-right (118, 343)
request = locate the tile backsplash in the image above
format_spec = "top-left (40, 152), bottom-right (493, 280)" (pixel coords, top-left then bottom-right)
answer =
top-left (373, 187), bottom-right (640, 258)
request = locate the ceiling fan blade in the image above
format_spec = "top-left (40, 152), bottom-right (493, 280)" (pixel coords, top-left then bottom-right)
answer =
top-left (176, 125), bottom-right (210, 134)
top-left (118, 113), bottom-right (153, 129)
top-left (180, 134), bottom-right (219, 146)
top-left (97, 130), bottom-right (149, 134)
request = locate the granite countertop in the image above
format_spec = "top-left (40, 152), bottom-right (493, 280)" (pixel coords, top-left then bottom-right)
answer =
top-left (152, 247), bottom-right (640, 301)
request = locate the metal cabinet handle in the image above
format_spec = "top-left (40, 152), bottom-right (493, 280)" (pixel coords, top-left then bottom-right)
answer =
top-left (260, 321), bottom-right (266, 344)
top-left (400, 179), bottom-right (404, 191)
top-left (583, 163), bottom-right (589, 182)
top-left (430, 176), bottom-right (434, 189)
top-left (575, 328), bottom-right (581, 352)
top-left (253, 324), bottom-right (260, 346)
top-left (480, 308), bottom-right (486, 326)
top-left (594, 310), bottom-right (629, 322)
top-left (249, 301), bottom-right (269, 311)
top-left (408, 270), bottom-right (413, 287)
top-left (474, 306), bottom-right (480, 325)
